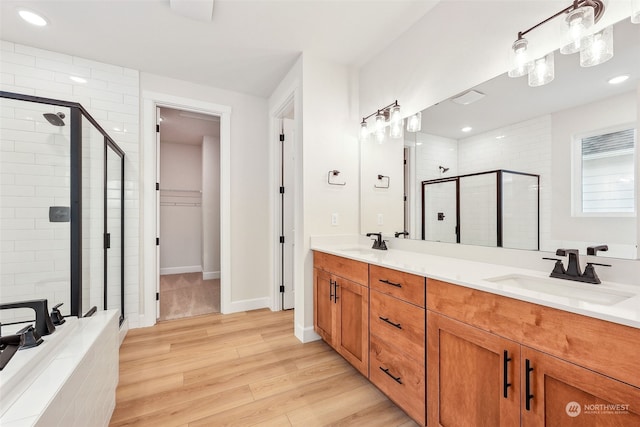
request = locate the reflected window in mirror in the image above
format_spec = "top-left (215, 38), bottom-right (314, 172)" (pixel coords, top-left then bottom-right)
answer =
top-left (573, 126), bottom-right (636, 215)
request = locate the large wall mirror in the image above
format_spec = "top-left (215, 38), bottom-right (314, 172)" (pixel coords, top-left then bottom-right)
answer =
top-left (361, 17), bottom-right (639, 259)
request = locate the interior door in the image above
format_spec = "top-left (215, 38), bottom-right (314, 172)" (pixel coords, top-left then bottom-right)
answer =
top-left (422, 179), bottom-right (458, 243)
top-left (279, 118), bottom-right (295, 310)
top-left (155, 106), bottom-right (161, 318)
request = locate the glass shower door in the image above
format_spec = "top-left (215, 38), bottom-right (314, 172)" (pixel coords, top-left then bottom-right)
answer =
top-left (422, 180), bottom-right (458, 243)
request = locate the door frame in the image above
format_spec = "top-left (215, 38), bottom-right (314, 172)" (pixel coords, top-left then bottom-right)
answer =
top-left (142, 91), bottom-right (231, 326)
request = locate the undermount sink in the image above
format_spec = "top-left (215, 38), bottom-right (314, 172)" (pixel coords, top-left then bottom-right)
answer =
top-left (485, 274), bottom-right (634, 306)
top-left (337, 247), bottom-right (378, 257)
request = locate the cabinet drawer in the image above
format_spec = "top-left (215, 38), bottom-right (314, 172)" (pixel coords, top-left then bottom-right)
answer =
top-left (370, 264), bottom-right (425, 307)
top-left (370, 290), bottom-right (425, 363)
top-left (313, 251), bottom-right (368, 286)
top-left (370, 335), bottom-right (426, 425)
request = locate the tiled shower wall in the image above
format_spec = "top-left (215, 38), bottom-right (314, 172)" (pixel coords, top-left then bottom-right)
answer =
top-left (0, 41), bottom-right (140, 326)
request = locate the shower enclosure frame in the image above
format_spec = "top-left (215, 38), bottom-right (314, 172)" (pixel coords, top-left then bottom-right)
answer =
top-left (1, 91), bottom-right (126, 325)
top-left (421, 169), bottom-right (540, 249)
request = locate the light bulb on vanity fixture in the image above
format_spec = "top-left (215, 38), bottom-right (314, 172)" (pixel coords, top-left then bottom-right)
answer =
top-left (406, 111), bottom-right (422, 132)
top-left (374, 111), bottom-right (386, 142)
top-left (508, 0), bottom-right (610, 87)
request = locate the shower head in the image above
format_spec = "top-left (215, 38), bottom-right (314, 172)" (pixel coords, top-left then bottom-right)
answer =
top-left (43, 112), bottom-right (66, 126)
top-left (439, 166), bottom-right (449, 173)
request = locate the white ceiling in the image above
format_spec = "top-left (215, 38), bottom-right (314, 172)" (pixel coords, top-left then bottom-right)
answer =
top-left (0, 0), bottom-right (440, 97)
top-left (159, 107), bottom-right (220, 145)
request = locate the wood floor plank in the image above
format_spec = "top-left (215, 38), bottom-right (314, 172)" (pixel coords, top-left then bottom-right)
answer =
top-left (110, 309), bottom-right (418, 427)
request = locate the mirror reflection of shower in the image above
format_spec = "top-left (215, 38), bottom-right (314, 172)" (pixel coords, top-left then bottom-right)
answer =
top-left (43, 112), bottom-right (66, 126)
top-left (438, 165), bottom-right (449, 176)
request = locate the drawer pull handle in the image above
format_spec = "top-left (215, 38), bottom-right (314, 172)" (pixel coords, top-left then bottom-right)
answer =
top-left (525, 358), bottom-right (534, 410)
top-left (380, 367), bottom-right (402, 384)
top-left (379, 279), bottom-right (402, 288)
top-left (503, 350), bottom-right (512, 398)
top-left (379, 316), bottom-right (402, 329)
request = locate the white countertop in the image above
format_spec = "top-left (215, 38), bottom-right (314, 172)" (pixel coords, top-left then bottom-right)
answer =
top-left (311, 242), bottom-right (640, 330)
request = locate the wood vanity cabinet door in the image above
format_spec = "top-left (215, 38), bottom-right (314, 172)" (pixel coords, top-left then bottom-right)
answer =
top-left (521, 346), bottom-right (640, 427)
top-left (335, 277), bottom-right (369, 377)
top-left (427, 312), bottom-right (521, 427)
top-left (314, 268), bottom-right (336, 347)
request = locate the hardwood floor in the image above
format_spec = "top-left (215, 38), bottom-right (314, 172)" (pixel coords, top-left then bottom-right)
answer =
top-left (110, 309), bottom-right (419, 427)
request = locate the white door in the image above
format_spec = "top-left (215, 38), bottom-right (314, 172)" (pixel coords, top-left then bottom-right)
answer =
top-left (155, 107), bottom-right (161, 317)
top-left (280, 118), bottom-right (295, 310)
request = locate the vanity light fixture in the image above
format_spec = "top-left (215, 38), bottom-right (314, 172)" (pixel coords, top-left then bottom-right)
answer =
top-left (608, 74), bottom-right (629, 84)
top-left (358, 100), bottom-right (403, 142)
top-left (406, 112), bottom-right (422, 133)
top-left (18, 8), bottom-right (48, 26)
top-left (508, 0), bottom-right (610, 87)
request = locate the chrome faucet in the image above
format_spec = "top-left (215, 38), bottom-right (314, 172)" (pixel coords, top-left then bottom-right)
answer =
top-left (543, 248), bottom-right (611, 285)
top-left (0, 299), bottom-right (56, 337)
top-left (366, 232), bottom-right (387, 250)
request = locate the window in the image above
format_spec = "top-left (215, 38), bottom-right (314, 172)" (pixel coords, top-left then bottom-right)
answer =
top-left (574, 127), bottom-right (636, 215)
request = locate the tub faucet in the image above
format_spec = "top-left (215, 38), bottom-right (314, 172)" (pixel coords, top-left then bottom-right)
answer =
top-left (0, 299), bottom-right (56, 337)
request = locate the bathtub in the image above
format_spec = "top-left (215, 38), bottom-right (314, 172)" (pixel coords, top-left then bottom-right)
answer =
top-left (0, 310), bottom-right (119, 426)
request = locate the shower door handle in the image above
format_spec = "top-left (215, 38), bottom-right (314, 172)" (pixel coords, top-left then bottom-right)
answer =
top-left (104, 233), bottom-right (111, 249)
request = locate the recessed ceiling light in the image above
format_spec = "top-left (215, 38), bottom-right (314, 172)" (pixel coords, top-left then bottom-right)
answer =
top-left (496, 135), bottom-right (505, 139)
top-left (461, 126), bottom-right (472, 132)
top-left (18, 9), bottom-right (48, 27)
top-left (608, 75), bottom-right (629, 85)
top-left (69, 76), bottom-right (87, 84)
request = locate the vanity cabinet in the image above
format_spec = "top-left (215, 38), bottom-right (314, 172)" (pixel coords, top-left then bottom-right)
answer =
top-left (427, 312), bottom-right (520, 426)
top-left (369, 265), bottom-right (426, 425)
top-left (313, 252), bottom-right (369, 376)
top-left (427, 278), bottom-right (640, 427)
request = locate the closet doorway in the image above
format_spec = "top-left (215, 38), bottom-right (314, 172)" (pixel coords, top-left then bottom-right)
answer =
top-left (157, 107), bottom-right (221, 321)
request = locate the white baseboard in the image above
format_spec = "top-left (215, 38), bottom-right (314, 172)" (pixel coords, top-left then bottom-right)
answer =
top-left (223, 297), bottom-right (271, 314)
top-left (296, 324), bottom-right (321, 343)
top-left (160, 265), bottom-right (202, 275)
top-left (203, 270), bottom-right (220, 280)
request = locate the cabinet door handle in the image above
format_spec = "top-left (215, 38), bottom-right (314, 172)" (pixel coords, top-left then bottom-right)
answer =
top-left (503, 350), bottom-right (512, 398)
top-left (333, 282), bottom-right (339, 303)
top-left (379, 279), bottom-right (402, 288)
top-left (379, 316), bottom-right (402, 329)
top-left (329, 279), bottom-right (335, 302)
top-left (379, 367), bottom-right (402, 384)
top-left (525, 358), bottom-right (534, 410)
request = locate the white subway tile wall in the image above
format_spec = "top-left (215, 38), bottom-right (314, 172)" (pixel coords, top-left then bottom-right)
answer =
top-left (0, 41), bottom-right (140, 326)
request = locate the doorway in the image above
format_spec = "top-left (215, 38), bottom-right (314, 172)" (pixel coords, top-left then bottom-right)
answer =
top-left (157, 107), bottom-right (221, 321)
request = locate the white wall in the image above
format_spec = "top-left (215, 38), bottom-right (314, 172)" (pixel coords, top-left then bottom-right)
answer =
top-left (141, 72), bottom-right (270, 309)
top-left (301, 54), bottom-right (360, 335)
top-left (202, 135), bottom-right (220, 279)
top-left (0, 40), bottom-right (140, 326)
top-left (360, 135), bottom-right (404, 234)
top-left (551, 91), bottom-right (637, 255)
top-left (159, 142), bottom-right (202, 274)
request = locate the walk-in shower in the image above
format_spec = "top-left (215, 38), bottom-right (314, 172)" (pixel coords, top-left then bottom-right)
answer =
top-left (0, 91), bottom-right (125, 329)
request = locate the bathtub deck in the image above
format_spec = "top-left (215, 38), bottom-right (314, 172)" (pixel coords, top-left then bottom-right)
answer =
top-left (110, 308), bottom-right (419, 426)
